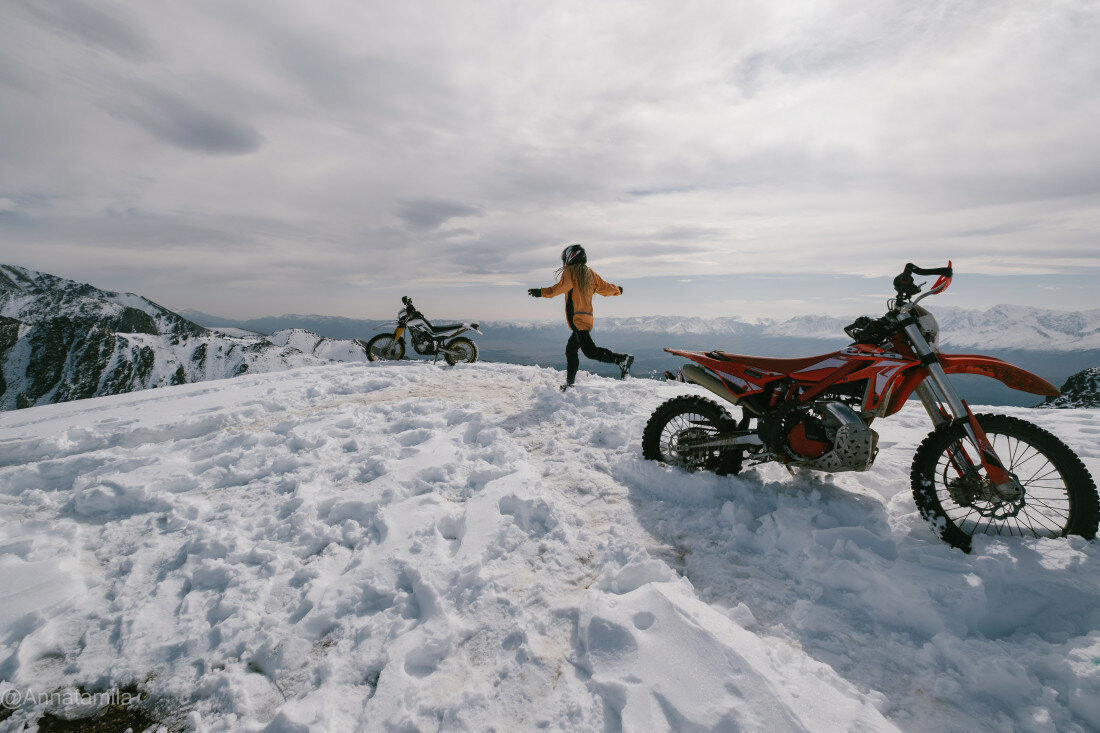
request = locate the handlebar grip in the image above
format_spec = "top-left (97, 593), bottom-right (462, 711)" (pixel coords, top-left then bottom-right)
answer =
top-left (905, 263), bottom-right (953, 277)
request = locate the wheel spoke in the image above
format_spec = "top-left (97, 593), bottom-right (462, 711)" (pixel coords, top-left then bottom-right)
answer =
top-left (1019, 512), bottom-right (1044, 538)
top-left (1010, 445), bottom-right (1044, 471)
top-left (1027, 495), bottom-right (1071, 507)
top-left (1022, 464), bottom-right (1060, 485)
top-left (655, 409), bottom-right (725, 470)
top-left (1023, 510), bottom-right (1065, 534)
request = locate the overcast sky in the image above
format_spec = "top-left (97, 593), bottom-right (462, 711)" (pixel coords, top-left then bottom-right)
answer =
top-left (1, 0), bottom-right (1098, 322)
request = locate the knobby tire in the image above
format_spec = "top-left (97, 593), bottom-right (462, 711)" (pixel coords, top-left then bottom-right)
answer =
top-left (911, 414), bottom-right (1098, 552)
top-left (642, 394), bottom-right (743, 476)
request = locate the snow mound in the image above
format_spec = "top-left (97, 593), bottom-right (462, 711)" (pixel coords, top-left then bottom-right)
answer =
top-left (267, 328), bottom-right (369, 362)
top-left (1, 362), bottom-right (1099, 731)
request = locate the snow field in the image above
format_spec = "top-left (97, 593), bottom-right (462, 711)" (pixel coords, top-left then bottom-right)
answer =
top-left (0, 361), bottom-right (1098, 731)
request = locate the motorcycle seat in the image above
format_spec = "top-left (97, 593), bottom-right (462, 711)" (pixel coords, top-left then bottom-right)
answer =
top-left (427, 323), bottom-right (465, 333)
top-left (710, 351), bottom-right (839, 374)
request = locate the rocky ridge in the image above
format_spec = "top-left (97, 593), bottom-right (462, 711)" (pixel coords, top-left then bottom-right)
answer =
top-left (1041, 367), bottom-right (1100, 409)
top-left (0, 265), bottom-right (368, 410)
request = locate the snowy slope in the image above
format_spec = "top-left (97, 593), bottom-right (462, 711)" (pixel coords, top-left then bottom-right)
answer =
top-left (209, 327), bottom-right (265, 339)
top-left (267, 329), bottom-right (370, 363)
top-left (0, 323), bottom-right (328, 411)
top-left (2, 363), bottom-right (1099, 731)
top-left (0, 265), bottom-right (373, 410)
top-left (0, 264), bottom-right (205, 338)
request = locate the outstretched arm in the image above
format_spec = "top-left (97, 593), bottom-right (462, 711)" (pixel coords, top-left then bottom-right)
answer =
top-left (531, 269), bottom-right (572, 298)
top-left (593, 272), bottom-right (623, 297)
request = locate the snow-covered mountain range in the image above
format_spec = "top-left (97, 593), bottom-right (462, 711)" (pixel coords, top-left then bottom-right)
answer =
top-left (760, 305), bottom-right (1100, 351)
top-left (5, 264), bottom-right (1099, 411)
top-left (0, 265), bottom-right (370, 411)
top-left (188, 307), bottom-right (1100, 407)
top-left (185, 306), bottom-right (1100, 352)
top-left (498, 307), bottom-right (1100, 351)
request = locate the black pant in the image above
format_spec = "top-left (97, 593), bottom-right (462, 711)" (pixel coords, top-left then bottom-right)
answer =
top-left (566, 329), bottom-right (621, 384)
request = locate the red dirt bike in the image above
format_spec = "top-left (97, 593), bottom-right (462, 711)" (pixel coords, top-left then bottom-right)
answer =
top-left (644, 263), bottom-right (1098, 551)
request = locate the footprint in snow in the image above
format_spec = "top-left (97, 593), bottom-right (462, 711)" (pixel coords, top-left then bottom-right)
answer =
top-left (395, 428), bottom-right (434, 447)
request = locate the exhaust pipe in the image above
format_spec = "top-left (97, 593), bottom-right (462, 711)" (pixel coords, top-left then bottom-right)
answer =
top-left (681, 364), bottom-right (740, 406)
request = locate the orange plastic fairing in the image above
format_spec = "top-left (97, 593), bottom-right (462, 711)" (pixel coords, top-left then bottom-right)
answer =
top-left (938, 354), bottom-right (1060, 397)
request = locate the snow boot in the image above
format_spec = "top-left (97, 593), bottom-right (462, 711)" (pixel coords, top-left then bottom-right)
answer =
top-left (560, 382), bottom-right (574, 392)
top-left (617, 354), bottom-right (634, 379)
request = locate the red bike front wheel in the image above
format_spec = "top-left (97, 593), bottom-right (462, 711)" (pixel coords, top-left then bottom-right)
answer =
top-left (911, 414), bottom-right (1098, 551)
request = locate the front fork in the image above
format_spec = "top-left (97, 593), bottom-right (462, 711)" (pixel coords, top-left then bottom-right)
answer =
top-left (905, 323), bottom-right (1022, 501)
top-left (390, 327), bottom-right (406, 359)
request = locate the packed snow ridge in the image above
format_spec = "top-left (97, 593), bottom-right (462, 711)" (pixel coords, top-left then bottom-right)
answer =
top-left (2, 362), bottom-right (1099, 731)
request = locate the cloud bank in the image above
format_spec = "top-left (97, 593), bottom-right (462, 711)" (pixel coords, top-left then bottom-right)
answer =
top-left (1, 0), bottom-right (1098, 318)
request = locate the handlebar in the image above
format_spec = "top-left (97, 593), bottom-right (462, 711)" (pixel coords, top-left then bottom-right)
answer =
top-left (846, 262), bottom-right (954, 343)
top-left (906, 263), bottom-right (952, 278)
top-left (893, 262), bottom-right (953, 302)
top-left (398, 296), bottom-right (424, 323)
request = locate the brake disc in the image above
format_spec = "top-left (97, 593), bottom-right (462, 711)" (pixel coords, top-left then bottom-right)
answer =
top-left (946, 475), bottom-right (1024, 520)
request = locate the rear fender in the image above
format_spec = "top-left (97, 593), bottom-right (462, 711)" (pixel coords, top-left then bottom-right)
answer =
top-left (938, 354), bottom-right (1060, 397)
top-left (665, 348), bottom-right (763, 396)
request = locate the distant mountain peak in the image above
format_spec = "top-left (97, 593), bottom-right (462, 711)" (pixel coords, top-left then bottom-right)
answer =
top-left (0, 264), bottom-right (209, 338)
top-left (0, 265), bottom-right (368, 410)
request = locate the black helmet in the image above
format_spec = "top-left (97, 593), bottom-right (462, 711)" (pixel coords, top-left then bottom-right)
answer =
top-left (561, 243), bottom-right (587, 266)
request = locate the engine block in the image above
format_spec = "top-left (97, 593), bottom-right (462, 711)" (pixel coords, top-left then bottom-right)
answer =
top-left (795, 402), bottom-right (879, 472)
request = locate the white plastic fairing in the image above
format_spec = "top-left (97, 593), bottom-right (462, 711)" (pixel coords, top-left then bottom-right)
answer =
top-left (911, 305), bottom-right (940, 348)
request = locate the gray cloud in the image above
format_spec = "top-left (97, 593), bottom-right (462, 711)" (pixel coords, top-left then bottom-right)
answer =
top-left (398, 199), bottom-right (484, 230)
top-left (14, 0), bottom-right (151, 60)
top-left (0, 207), bottom-right (262, 252)
top-left (106, 85), bottom-right (263, 155)
top-left (0, 51), bottom-right (35, 94)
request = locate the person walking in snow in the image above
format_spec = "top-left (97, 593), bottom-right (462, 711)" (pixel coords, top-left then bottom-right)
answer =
top-left (528, 244), bottom-right (634, 391)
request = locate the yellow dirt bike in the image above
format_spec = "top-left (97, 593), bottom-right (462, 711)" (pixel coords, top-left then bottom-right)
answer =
top-left (365, 296), bottom-right (481, 365)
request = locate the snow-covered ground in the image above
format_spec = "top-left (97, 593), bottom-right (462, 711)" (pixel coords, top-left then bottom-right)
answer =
top-left (1, 362), bottom-right (1099, 732)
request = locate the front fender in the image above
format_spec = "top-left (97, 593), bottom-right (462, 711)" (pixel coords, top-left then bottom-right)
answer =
top-left (938, 354), bottom-right (1060, 397)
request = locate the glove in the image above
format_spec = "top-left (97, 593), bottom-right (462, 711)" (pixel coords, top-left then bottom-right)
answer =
top-left (618, 285), bottom-right (624, 295)
top-left (527, 288), bottom-right (541, 298)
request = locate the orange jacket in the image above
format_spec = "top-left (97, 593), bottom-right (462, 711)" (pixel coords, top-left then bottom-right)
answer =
top-left (539, 266), bottom-right (621, 331)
